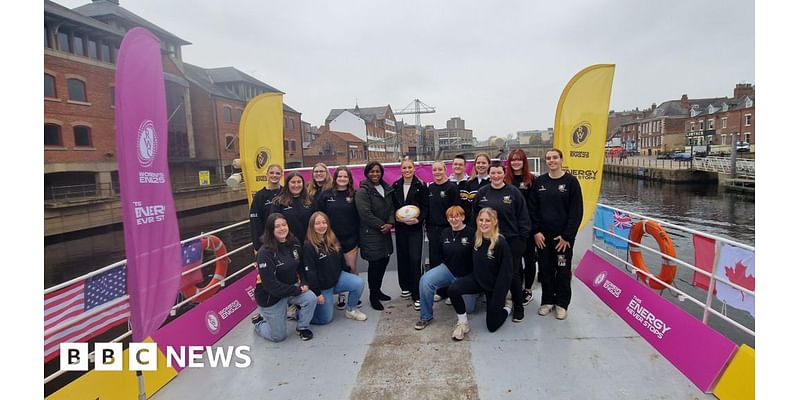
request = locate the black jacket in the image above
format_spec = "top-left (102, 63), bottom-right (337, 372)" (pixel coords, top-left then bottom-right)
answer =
top-left (248, 186), bottom-right (281, 250)
top-left (530, 172), bottom-right (583, 243)
top-left (473, 183), bottom-right (531, 240)
top-left (301, 242), bottom-right (348, 296)
top-left (316, 189), bottom-right (360, 251)
top-left (440, 225), bottom-right (476, 277)
top-left (427, 181), bottom-right (460, 227)
top-left (390, 175), bottom-right (430, 228)
top-left (473, 235), bottom-right (513, 308)
top-left (270, 196), bottom-right (315, 244)
top-left (355, 179), bottom-right (395, 261)
top-left (254, 240), bottom-right (302, 308)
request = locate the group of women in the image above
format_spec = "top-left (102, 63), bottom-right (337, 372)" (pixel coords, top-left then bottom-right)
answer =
top-left (248, 148), bottom-right (583, 343)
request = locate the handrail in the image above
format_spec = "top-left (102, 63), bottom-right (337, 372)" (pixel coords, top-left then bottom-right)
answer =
top-left (592, 203), bottom-right (755, 341)
top-left (44, 219), bottom-right (250, 295)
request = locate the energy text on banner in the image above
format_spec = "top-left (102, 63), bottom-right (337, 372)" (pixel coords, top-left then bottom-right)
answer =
top-left (553, 64), bottom-right (615, 230)
top-left (115, 27), bottom-right (183, 342)
top-left (238, 92), bottom-right (285, 206)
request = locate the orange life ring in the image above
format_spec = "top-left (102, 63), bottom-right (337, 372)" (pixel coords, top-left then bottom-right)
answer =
top-left (181, 235), bottom-right (229, 302)
top-left (628, 220), bottom-right (677, 290)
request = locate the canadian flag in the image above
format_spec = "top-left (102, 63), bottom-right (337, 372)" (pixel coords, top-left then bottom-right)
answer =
top-left (713, 243), bottom-right (755, 317)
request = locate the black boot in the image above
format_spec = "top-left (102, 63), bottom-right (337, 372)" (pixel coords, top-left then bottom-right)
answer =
top-left (370, 294), bottom-right (384, 311)
top-left (378, 291), bottom-right (391, 301)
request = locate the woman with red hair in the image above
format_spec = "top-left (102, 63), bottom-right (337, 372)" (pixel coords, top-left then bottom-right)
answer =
top-left (505, 148), bottom-right (538, 306)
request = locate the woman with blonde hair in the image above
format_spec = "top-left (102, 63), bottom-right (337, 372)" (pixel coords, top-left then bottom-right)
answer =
top-left (307, 163), bottom-right (333, 202)
top-left (301, 211), bottom-right (367, 324)
top-left (446, 207), bottom-right (513, 341)
top-left (249, 163), bottom-right (284, 251)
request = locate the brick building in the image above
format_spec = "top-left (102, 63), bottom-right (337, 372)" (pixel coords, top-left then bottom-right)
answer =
top-left (325, 105), bottom-right (398, 162)
top-left (684, 84), bottom-right (755, 155)
top-left (637, 94), bottom-right (727, 156)
top-left (304, 127), bottom-right (367, 167)
top-left (44, 0), bottom-right (298, 202)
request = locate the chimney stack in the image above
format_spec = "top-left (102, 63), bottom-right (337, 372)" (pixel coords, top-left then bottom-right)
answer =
top-left (734, 83), bottom-right (754, 98)
top-left (680, 94), bottom-right (689, 110)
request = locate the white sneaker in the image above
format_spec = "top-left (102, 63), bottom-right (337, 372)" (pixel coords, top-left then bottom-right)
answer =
top-left (538, 304), bottom-right (554, 316)
top-left (413, 300), bottom-right (421, 311)
top-left (452, 321), bottom-right (470, 341)
top-left (345, 309), bottom-right (368, 321)
top-left (445, 297), bottom-right (452, 305)
top-left (433, 294), bottom-right (442, 302)
top-left (555, 306), bottom-right (568, 320)
top-left (400, 290), bottom-right (412, 298)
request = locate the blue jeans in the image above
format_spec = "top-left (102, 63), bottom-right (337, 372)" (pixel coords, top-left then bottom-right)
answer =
top-left (254, 290), bottom-right (317, 342)
top-left (311, 271), bottom-right (365, 325)
top-left (419, 264), bottom-right (477, 322)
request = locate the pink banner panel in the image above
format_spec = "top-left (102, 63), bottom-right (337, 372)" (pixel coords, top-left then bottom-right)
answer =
top-left (151, 270), bottom-right (258, 372)
top-left (575, 250), bottom-right (737, 392)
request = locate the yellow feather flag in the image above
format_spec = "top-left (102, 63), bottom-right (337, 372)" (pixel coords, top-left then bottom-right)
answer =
top-left (553, 64), bottom-right (615, 230)
top-left (238, 92), bottom-right (285, 206)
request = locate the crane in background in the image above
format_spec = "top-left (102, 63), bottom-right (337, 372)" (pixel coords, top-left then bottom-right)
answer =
top-left (395, 99), bottom-right (436, 159)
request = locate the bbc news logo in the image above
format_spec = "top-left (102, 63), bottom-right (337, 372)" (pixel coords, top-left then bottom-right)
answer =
top-left (60, 342), bottom-right (251, 371)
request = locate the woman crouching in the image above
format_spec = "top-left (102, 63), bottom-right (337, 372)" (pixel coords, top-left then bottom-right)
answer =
top-left (446, 207), bottom-right (513, 340)
top-left (252, 213), bottom-right (317, 342)
top-left (302, 211), bottom-right (368, 324)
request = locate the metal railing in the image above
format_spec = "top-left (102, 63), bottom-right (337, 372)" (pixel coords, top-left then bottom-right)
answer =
top-left (46, 183), bottom-right (116, 201)
top-left (44, 219), bottom-right (253, 385)
top-left (603, 156), bottom-right (693, 170)
top-left (591, 203), bottom-right (755, 341)
top-left (694, 156), bottom-right (755, 178)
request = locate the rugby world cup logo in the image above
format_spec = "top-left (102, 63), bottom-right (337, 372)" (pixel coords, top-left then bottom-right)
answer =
top-left (137, 120), bottom-right (158, 168)
top-left (594, 271), bottom-right (607, 287)
top-left (571, 122), bottom-right (591, 147)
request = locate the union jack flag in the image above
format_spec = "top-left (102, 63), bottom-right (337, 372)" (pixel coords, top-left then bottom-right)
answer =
top-left (612, 211), bottom-right (633, 229)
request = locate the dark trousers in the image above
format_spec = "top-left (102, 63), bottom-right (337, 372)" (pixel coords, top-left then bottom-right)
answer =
top-left (427, 224), bottom-right (447, 269)
top-left (508, 236), bottom-right (526, 312)
top-left (539, 235), bottom-right (574, 309)
top-left (368, 257), bottom-right (390, 295)
top-left (449, 274), bottom-right (509, 332)
top-left (396, 224), bottom-right (423, 300)
top-left (522, 237), bottom-right (537, 289)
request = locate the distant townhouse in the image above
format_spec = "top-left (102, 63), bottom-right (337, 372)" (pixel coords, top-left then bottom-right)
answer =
top-left (684, 84), bottom-right (755, 155)
top-left (305, 127), bottom-right (367, 167)
top-left (325, 105), bottom-right (399, 162)
top-left (637, 94), bottom-right (727, 156)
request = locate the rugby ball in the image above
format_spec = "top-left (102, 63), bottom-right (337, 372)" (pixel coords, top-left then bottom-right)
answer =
top-left (396, 205), bottom-right (420, 222)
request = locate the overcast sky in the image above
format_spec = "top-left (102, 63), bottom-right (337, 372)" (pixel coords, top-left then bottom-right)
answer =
top-left (55, 0), bottom-right (755, 139)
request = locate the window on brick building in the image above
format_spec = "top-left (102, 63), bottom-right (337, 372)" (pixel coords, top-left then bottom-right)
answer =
top-left (284, 140), bottom-right (289, 151)
top-left (721, 117), bottom-right (727, 129)
top-left (690, 122), bottom-right (695, 132)
top-left (745, 114), bottom-right (752, 126)
top-left (235, 109), bottom-right (242, 122)
top-left (223, 106), bottom-right (232, 122)
top-left (708, 119), bottom-right (714, 130)
top-left (57, 31), bottom-right (70, 52)
top-left (744, 133), bottom-right (750, 143)
top-left (45, 74), bottom-right (56, 98)
top-left (73, 35), bottom-right (85, 56)
top-left (74, 126), bottom-right (92, 147)
top-left (100, 43), bottom-right (111, 63)
top-left (87, 38), bottom-right (98, 59)
top-left (45, 124), bottom-right (62, 146)
top-left (110, 86), bottom-right (115, 107)
top-left (67, 79), bottom-right (87, 102)
top-left (290, 140), bottom-right (296, 152)
top-left (225, 135), bottom-right (236, 150)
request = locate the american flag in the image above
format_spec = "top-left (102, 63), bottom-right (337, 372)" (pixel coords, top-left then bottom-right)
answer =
top-left (44, 265), bottom-right (129, 362)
